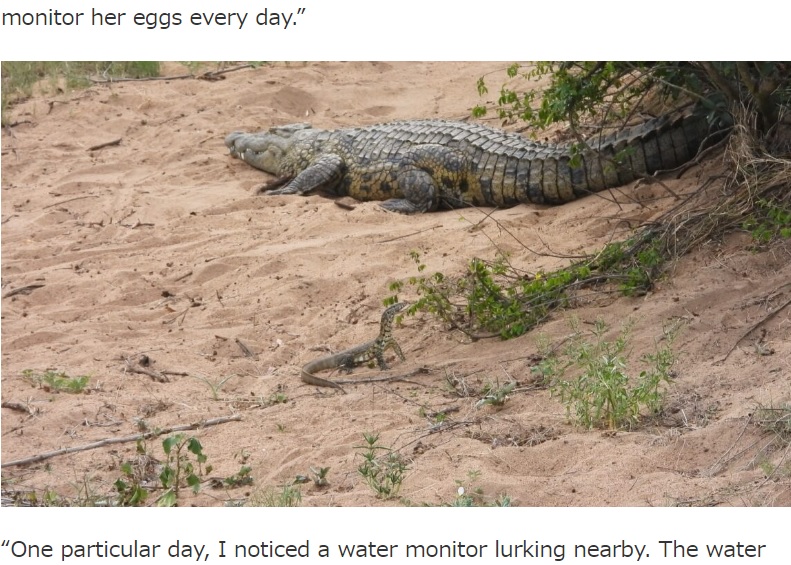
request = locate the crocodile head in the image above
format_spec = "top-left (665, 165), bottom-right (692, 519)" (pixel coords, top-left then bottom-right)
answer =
top-left (225, 123), bottom-right (314, 174)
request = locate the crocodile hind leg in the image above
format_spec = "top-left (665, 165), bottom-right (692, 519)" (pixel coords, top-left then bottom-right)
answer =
top-left (379, 167), bottom-right (439, 213)
top-left (379, 145), bottom-right (473, 213)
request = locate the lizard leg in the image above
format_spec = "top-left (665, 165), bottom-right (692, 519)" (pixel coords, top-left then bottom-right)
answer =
top-left (267, 154), bottom-right (345, 195)
top-left (391, 340), bottom-right (406, 362)
top-left (375, 337), bottom-right (405, 370)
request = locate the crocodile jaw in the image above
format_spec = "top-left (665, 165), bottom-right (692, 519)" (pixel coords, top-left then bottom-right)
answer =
top-left (225, 123), bottom-right (316, 175)
top-left (224, 131), bottom-right (287, 174)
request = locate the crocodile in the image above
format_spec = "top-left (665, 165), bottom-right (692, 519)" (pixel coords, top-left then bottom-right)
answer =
top-left (301, 302), bottom-right (407, 393)
top-left (224, 106), bottom-right (718, 214)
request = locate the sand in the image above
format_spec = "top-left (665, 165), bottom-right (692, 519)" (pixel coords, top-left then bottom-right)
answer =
top-left (2, 62), bottom-right (789, 506)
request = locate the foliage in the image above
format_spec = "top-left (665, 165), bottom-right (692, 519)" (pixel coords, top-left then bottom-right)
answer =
top-left (154, 434), bottom-right (210, 506)
top-left (388, 62), bottom-right (791, 341)
top-left (223, 465), bottom-right (254, 488)
top-left (114, 440), bottom-right (154, 506)
top-left (390, 238), bottom-right (667, 340)
top-left (751, 402), bottom-right (791, 481)
top-left (192, 373), bottom-right (237, 400)
top-left (22, 369), bottom-right (90, 393)
top-left (474, 62), bottom-right (790, 135)
top-left (1, 62), bottom-right (160, 125)
top-left (475, 380), bottom-right (516, 409)
top-left (538, 319), bottom-right (678, 430)
top-left (247, 484), bottom-right (303, 507)
top-left (112, 435), bottom-right (253, 506)
top-left (309, 466), bottom-right (331, 487)
top-left (742, 199), bottom-right (791, 246)
top-left (753, 402), bottom-right (791, 444)
top-left (356, 432), bottom-right (409, 499)
top-left (451, 470), bottom-right (513, 507)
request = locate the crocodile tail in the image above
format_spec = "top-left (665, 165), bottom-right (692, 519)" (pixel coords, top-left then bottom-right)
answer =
top-left (538, 107), bottom-right (724, 204)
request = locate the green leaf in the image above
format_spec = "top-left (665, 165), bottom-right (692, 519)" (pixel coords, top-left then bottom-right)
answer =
top-left (159, 467), bottom-right (175, 488)
top-left (162, 435), bottom-right (180, 455)
top-left (187, 437), bottom-right (203, 455)
top-left (127, 486), bottom-right (148, 506)
top-left (476, 77), bottom-right (488, 96)
top-left (157, 489), bottom-right (177, 507)
top-left (187, 474), bottom-right (201, 493)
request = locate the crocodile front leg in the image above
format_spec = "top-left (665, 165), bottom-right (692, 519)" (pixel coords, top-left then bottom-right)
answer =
top-left (267, 154), bottom-right (346, 195)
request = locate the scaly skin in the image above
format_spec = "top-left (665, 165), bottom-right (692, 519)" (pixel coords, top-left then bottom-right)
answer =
top-left (225, 107), bottom-right (719, 213)
top-left (301, 303), bottom-right (407, 393)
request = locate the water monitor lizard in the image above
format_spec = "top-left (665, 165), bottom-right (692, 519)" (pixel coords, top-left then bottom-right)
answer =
top-left (301, 302), bottom-right (407, 393)
top-left (225, 107), bottom-right (717, 213)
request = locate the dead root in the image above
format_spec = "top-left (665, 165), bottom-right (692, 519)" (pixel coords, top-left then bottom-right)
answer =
top-left (644, 107), bottom-right (791, 262)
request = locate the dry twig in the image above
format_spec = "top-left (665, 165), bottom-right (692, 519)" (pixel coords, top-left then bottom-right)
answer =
top-left (1, 415), bottom-right (242, 468)
top-left (87, 138), bottom-right (121, 151)
top-left (124, 357), bottom-right (169, 383)
top-left (2, 284), bottom-right (44, 299)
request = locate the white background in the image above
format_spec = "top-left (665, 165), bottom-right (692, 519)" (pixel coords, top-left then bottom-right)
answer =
top-left (1, 0), bottom-right (790, 560)
top-left (1, 1), bottom-right (789, 60)
top-left (4, 507), bottom-right (790, 561)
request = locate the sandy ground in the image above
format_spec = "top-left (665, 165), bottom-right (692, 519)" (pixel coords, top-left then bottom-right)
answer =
top-left (2, 62), bottom-right (789, 507)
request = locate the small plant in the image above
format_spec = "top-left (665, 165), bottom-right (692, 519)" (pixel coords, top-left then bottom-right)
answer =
top-left (156, 434), bottom-right (212, 507)
top-left (113, 440), bottom-right (156, 506)
top-left (391, 241), bottom-right (670, 341)
top-left (192, 373), bottom-right (237, 400)
top-left (309, 466), bottom-right (331, 487)
top-left (268, 392), bottom-right (289, 405)
top-left (114, 467), bottom-right (150, 506)
top-left (753, 402), bottom-right (791, 443)
top-left (451, 470), bottom-right (513, 507)
top-left (549, 319), bottom-right (678, 430)
top-left (247, 484), bottom-right (302, 507)
top-left (22, 369), bottom-right (90, 393)
top-left (742, 199), bottom-right (791, 246)
top-left (476, 380), bottom-right (516, 409)
top-left (452, 470), bottom-right (483, 506)
top-left (223, 466), bottom-right (254, 488)
top-left (7, 488), bottom-right (66, 507)
top-left (2, 62), bottom-right (161, 126)
top-left (356, 432), bottom-right (409, 499)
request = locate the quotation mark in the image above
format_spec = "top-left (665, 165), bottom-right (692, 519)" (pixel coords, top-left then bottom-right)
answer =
top-left (298, 8), bottom-right (306, 14)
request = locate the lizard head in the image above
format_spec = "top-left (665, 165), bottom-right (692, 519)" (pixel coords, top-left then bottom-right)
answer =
top-left (224, 123), bottom-right (314, 174)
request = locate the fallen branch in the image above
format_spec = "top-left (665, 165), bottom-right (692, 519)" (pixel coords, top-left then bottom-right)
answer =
top-left (377, 225), bottom-right (442, 244)
top-left (119, 220), bottom-right (155, 229)
top-left (88, 138), bottom-right (121, 151)
top-left (1, 401), bottom-right (37, 416)
top-left (6, 119), bottom-right (34, 128)
top-left (235, 338), bottom-right (255, 358)
top-left (1, 414), bottom-right (242, 468)
top-left (2, 284), bottom-right (44, 299)
top-left (43, 195), bottom-right (98, 209)
top-left (717, 295), bottom-right (791, 364)
top-left (124, 357), bottom-right (169, 383)
top-left (89, 64), bottom-right (256, 84)
top-left (703, 415), bottom-right (756, 477)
